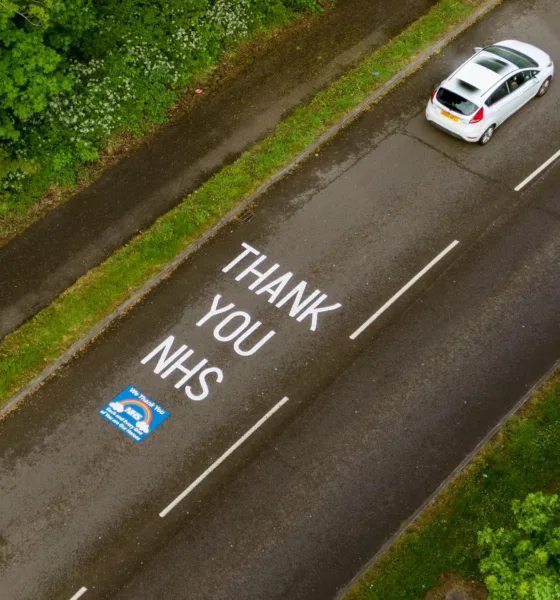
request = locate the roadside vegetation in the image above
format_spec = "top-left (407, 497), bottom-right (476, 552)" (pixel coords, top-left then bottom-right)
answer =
top-left (343, 369), bottom-right (560, 600)
top-left (479, 491), bottom-right (560, 598)
top-left (0, 0), bottom-right (321, 234)
top-left (0, 0), bottom-right (488, 407)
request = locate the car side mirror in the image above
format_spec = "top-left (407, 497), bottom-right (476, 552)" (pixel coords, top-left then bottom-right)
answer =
top-left (473, 47), bottom-right (483, 54)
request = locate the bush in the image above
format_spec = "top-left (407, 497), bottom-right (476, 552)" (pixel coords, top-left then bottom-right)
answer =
top-left (478, 492), bottom-right (560, 599)
top-left (0, 0), bottom-right (322, 215)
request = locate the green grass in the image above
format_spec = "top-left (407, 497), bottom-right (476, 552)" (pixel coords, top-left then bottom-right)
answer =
top-left (0, 0), bottom-right (483, 405)
top-left (343, 372), bottom-right (560, 600)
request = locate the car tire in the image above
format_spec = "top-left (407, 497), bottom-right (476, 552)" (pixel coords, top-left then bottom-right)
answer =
top-left (536, 77), bottom-right (552, 98)
top-left (479, 125), bottom-right (495, 146)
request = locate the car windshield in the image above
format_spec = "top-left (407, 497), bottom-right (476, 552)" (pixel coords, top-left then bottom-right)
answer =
top-left (436, 88), bottom-right (478, 116)
top-left (485, 45), bottom-right (538, 69)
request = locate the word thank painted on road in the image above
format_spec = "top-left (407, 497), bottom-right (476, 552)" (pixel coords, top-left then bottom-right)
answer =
top-left (222, 242), bottom-right (341, 332)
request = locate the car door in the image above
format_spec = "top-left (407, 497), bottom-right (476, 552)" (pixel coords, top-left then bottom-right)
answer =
top-left (485, 82), bottom-right (513, 125)
top-left (517, 69), bottom-right (541, 102)
top-left (504, 71), bottom-right (540, 114)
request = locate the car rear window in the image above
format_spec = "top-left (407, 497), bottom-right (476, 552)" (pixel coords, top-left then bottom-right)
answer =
top-left (485, 45), bottom-right (538, 69)
top-left (436, 88), bottom-right (478, 116)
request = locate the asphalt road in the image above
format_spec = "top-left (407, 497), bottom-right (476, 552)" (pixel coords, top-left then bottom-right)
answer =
top-left (1, 0), bottom-right (560, 599)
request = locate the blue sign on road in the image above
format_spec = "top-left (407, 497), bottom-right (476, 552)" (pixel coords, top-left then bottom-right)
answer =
top-left (99, 385), bottom-right (169, 442)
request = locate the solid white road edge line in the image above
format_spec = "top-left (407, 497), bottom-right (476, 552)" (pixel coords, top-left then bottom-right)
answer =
top-left (349, 240), bottom-right (460, 340)
top-left (515, 148), bottom-right (560, 191)
top-left (159, 396), bottom-right (290, 518)
top-left (69, 587), bottom-right (87, 600)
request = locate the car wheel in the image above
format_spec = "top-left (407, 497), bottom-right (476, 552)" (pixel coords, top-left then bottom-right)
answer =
top-left (536, 77), bottom-right (552, 97)
top-left (479, 125), bottom-right (495, 146)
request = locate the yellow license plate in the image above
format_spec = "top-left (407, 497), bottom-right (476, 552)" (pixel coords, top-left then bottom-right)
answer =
top-left (440, 109), bottom-right (459, 123)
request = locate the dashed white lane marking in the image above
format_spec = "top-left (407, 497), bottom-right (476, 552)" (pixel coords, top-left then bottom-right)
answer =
top-left (515, 148), bottom-right (560, 191)
top-left (159, 396), bottom-right (290, 517)
top-left (349, 240), bottom-right (460, 340)
top-left (69, 587), bottom-right (87, 600)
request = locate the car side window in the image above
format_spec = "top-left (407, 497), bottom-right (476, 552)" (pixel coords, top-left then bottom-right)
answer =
top-left (519, 70), bottom-right (535, 83)
top-left (486, 82), bottom-right (510, 106)
top-left (507, 72), bottom-right (530, 92)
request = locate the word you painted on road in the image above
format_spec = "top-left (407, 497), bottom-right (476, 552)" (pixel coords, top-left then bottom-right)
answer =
top-left (141, 242), bottom-right (342, 400)
top-left (100, 385), bottom-right (169, 442)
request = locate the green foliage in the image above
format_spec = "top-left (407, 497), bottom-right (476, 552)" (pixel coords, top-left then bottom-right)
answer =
top-left (0, 0), bottom-right (321, 212)
top-left (0, 1), bottom-right (97, 138)
top-left (479, 493), bottom-right (560, 599)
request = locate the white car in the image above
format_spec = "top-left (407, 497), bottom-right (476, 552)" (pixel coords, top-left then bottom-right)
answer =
top-left (426, 40), bottom-right (554, 145)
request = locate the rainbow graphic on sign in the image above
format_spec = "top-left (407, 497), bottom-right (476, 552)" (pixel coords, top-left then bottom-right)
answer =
top-left (113, 398), bottom-right (152, 427)
top-left (99, 385), bottom-right (169, 442)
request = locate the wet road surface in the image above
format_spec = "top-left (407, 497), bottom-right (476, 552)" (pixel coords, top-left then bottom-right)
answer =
top-left (1, 0), bottom-right (560, 598)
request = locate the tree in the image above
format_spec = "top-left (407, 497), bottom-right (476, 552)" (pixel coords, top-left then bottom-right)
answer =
top-left (0, 1), bottom-right (94, 140)
top-left (478, 492), bottom-right (560, 599)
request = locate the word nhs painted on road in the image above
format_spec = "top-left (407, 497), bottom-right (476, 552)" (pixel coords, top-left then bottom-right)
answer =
top-left (222, 242), bottom-right (341, 331)
top-left (141, 336), bottom-right (223, 401)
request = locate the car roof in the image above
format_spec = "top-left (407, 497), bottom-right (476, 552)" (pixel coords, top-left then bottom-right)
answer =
top-left (445, 49), bottom-right (519, 100)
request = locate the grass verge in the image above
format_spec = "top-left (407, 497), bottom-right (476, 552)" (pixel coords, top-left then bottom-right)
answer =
top-left (0, 0), bottom-right (486, 406)
top-left (343, 368), bottom-right (560, 600)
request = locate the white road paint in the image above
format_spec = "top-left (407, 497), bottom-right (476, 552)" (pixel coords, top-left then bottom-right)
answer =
top-left (349, 240), bottom-right (460, 340)
top-left (223, 243), bottom-right (342, 331)
top-left (69, 587), bottom-right (87, 600)
top-left (515, 149), bottom-right (560, 191)
top-left (159, 396), bottom-right (290, 517)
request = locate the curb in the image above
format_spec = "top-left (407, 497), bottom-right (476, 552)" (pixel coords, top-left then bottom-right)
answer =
top-left (1, 0), bottom-right (502, 418)
top-left (335, 357), bottom-right (560, 599)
